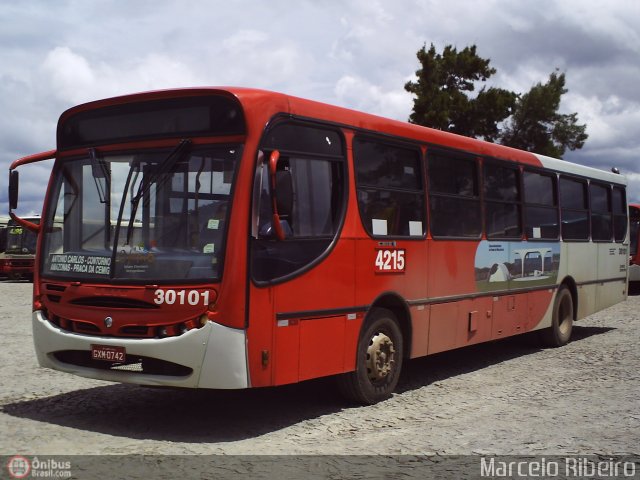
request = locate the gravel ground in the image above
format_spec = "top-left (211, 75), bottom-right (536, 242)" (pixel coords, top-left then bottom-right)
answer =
top-left (1, 280), bottom-right (638, 461)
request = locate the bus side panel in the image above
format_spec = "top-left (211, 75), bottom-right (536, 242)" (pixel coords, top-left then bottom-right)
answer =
top-left (273, 317), bottom-right (300, 386)
top-left (426, 241), bottom-right (487, 354)
top-left (456, 297), bottom-right (493, 346)
top-left (409, 305), bottom-right (430, 358)
top-left (298, 316), bottom-right (346, 382)
top-left (427, 303), bottom-right (458, 354)
top-left (490, 294), bottom-right (527, 338)
top-left (596, 243), bottom-right (628, 310)
top-left (247, 285), bottom-right (277, 388)
top-left (354, 240), bottom-right (426, 301)
top-left (526, 289), bottom-right (555, 330)
top-left (271, 239), bottom-right (357, 385)
top-left (427, 240), bottom-right (479, 298)
top-left (428, 297), bottom-right (493, 356)
top-left (561, 242), bottom-right (596, 319)
top-left (354, 237), bottom-right (430, 359)
top-left (631, 204), bottom-right (640, 282)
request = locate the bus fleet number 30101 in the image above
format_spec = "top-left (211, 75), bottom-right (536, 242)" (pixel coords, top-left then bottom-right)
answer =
top-left (153, 289), bottom-right (211, 306)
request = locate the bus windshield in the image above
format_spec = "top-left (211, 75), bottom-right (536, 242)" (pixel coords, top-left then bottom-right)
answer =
top-left (41, 144), bottom-right (241, 282)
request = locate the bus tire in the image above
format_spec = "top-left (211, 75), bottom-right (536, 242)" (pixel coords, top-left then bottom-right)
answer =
top-left (337, 308), bottom-right (403, 405)
top-left (540, 286), bottom-right (574, 347)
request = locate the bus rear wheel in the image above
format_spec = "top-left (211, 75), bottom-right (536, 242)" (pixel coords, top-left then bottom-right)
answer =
top-left (540, 286), bottom-right (574, 347)
top-left (337, 308), bottom-right (403, 405)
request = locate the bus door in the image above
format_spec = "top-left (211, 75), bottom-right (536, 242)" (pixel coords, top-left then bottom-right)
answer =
top-left (248, 121), bottom-right (351, 388)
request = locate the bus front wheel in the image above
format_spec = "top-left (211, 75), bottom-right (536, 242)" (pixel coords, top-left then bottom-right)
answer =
top-left (540, 286), bottom-right (574, 347)
top-left (337, 308), bottom-right (403, 405)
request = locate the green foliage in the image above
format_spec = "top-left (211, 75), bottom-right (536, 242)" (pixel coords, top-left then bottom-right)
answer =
top-left (499, 71), bottom-right (588, 158)
top-left (405, 44), bottom-right (588, 158)
top-left (404, 43), bottom-right (516, 142)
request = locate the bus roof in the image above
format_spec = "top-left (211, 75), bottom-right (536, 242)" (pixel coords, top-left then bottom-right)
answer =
top-left (57, 87), bottom-right (625, 186)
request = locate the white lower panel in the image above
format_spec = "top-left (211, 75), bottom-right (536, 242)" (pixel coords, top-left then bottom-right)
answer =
top-left (32, 311), bottom-right (249, 389)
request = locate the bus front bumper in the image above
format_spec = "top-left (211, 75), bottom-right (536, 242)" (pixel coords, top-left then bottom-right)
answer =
top-left (0, 258), bottom-right (33, 275)
top-left (32, 310), bottom-right (249, 389)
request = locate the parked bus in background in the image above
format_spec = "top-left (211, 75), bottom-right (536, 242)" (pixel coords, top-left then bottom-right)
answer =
top-left (0, 215), bottom-right (39, 281)
top-left (0, 216), bottom-right (8, 277)
top-left (8, 88), bottom-right (629, 404)
top-left (629, 204), bottom-right (640, 286)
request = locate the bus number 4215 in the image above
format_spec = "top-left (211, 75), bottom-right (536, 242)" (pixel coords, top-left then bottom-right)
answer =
top-left (375, 249), bottom-right (406, 273)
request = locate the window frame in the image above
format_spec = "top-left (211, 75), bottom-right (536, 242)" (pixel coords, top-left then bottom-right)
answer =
top-left (482, 158), bottom-right (523, 240)
top-left (427, 147), bottom-right (482, 240)
top-left (589, 181), bottom-right (613, 242)
top-left (250, 117), bottom-right (348, 285)
top-left (612, 185), bottom-right (627, 243)
top-left (522, 168), bottom-right (560, 241)
top-left (353, 134), bottom-right (426, 239)
top-left (559, 174), bottom-right (590, 242)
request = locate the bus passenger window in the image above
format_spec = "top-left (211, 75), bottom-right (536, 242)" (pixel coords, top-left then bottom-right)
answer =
top-left (612, 186), bottom-right (627, 242)
top-left (428, 151), bottom-right (481, 238)
top-left (590, 183), bottom-right (612, 241)
top-left (353, 137), bottom-right (425, 238)
top-left (559, 176), bottom-right (589, 240)
top-left (483, 162), bottom-right (521, 239)
top-left (523, 171), bottom-right (559, 240)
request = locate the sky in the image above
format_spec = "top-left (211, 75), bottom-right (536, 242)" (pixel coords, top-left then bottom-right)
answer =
top-left (1, 0), bottom-right (639, 217)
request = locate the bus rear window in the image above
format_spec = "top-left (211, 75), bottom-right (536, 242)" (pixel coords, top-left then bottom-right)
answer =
top-left (58, 95), bottom-right (246, 150)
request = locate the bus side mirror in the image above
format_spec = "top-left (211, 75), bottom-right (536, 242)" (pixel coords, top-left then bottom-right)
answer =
top-left (268, 150), bottom-right (293, 241)
top-left (9, 170), bottom-right (19, 210)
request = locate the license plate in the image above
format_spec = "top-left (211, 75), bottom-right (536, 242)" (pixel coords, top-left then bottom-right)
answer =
top-left (91, 344), bottom-right (126, 362)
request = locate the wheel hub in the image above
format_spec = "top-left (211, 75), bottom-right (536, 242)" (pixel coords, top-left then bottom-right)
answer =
top-left (366, 332), bottom-right (396, 381)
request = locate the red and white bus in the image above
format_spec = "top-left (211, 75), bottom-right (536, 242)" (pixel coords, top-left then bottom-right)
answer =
top-left (0, 217), bottom-right (7, 273)
top-left (0, 216), bottom-right (39, 281)
top-left (629, 204), bottom-right (640, 285)
top-left (9, 88), bottom-right (630, 404)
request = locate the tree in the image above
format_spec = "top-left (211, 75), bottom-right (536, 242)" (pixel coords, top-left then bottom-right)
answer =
top-left (405, 44), bottom-right (588, 158)
top-left (404, 43), bottom-right (516, 142)
top-left (499, 71), bottom-right (588, 158)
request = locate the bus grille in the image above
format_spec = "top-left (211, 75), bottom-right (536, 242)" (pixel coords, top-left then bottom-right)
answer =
top-left (7, 260), bottom-right (33, 267)
top-left (52, 350), bottom-right (193, 377)
top-left (69, 296), bottom-right (158, 309)
top-left (48, 314), bottom-right (200, 339)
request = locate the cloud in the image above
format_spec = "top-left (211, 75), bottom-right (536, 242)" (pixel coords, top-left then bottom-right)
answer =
top-left (1, 0), bottom-right (640, 213)
top-left (1, 160), bottom-right (54, 217)
top-left (40, 46), bottom-right (204, 106)
top-left (42, 47), bottom-right (96, 104)
top-left (566, 93), bottom-right (640, 151)
top-left (626, 173), bottom-right (640, 205)
top-left (219, 30), bottom-right (311, 91)
top-left (334, 75), bottom-right (413, 120)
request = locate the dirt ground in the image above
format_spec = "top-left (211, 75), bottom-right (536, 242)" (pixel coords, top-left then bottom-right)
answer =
top-left (0, 280), bottom-right (639, 476)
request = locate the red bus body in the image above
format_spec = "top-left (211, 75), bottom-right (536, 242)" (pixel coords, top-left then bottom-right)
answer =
top-left (10, 88), bottom-right (629, 403)
top-left (629, 204), bottom-right (640, 283)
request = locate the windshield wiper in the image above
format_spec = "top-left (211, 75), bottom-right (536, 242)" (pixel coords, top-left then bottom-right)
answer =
top-left (88, 148), bottom-right (112, 247)
top-left (124, 139), bottom-right (192, 246)
top-left (89, 148), bottom-right (110, 204)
